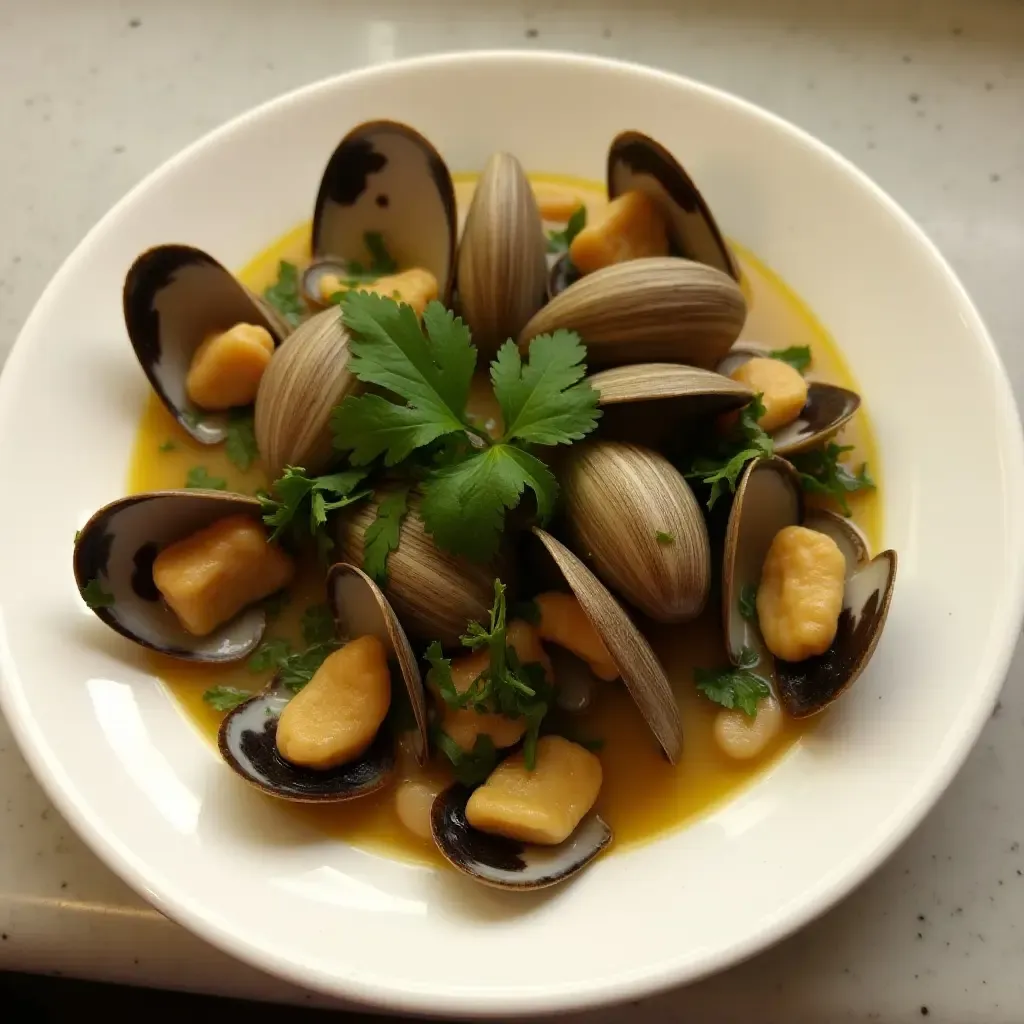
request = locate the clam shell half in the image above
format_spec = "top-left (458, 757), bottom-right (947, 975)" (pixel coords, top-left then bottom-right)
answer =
top-left (73, 491), bottom-right (270, 662)
top-left (430, 783), bottom-right (611, 890)
top-left (123, 245), bottom-right (289, 444)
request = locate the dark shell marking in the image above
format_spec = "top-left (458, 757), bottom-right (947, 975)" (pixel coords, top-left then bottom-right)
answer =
top-left (607, 130), bottom-right (738, 280)
top-left (73, 491), bottom-right (266, 662)
top-left (218, 686), bottom-right (394, 803)
top-left (312, 121), bottom-right (457, 302)
top-left (430, 784), bottom-right (612, 890)
top-left (123, 245), bottom-right (287, 444)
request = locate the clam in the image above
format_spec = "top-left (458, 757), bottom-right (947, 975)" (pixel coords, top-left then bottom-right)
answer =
top-left (430, 782), bottom-right (611, 890)
top-left (519, 257), bottom-right (746, 370)
top-left (123, 245), bottom-right (289, 444)
top-left (534, 527), bottom-right (683, 762)
top-left (217, 563), bottom-right (426, 801)
top-left (722, 457), bottom-right (897, 717)
top-left (561, 440), bottom-right (711, 623)
top-left (254, 306), bottom-right (357, 478)
top-left (716, 346), bottom-right (860, 456)
top-left (308, 120), bottom-right (457, 304)
top-left (334, 492), bottom-right (499, 647)
top-left (607, 130), bottom-right (738, 280)
top-left (73, 491), bottom-right (272, 661)
top-left (455, 152), bottom-right (549, 360)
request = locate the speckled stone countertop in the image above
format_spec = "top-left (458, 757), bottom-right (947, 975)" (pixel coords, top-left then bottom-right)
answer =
top-left (1, 1), bottom-right (1023, 1020)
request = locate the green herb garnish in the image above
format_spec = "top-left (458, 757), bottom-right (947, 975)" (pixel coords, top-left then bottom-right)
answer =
top-left (769, 345), bottom-right (812, 373)
top-left (80, 578), bottom-right (115, 608)
top-left (158, 439), bottom-right (177, 453)
top-left (182, 409), bottom-right (205, 430)
top-left (695, 647), bottom-right (771, 718)
top-left (332, 294), bottom-right (599, 562)
top-left (247, 635), bottom-right (338, 693)
top-left (656, 530), bottom-right (675, 545)
top-left (546, 205), bottom-right (587, 254)
top-left (432, 729), bottom-right (500, 787)
top-left (247, 637), bottom-right (294, 672)
top-left (362, 486), bottom-right (411, 585)
top-left (202, 687), bottom-right (252, 711)
top-left (263, 260), bottom-right (306, 327)
top-left (185, 466), bottom-right (227, 490)
top-left (739, 584), bottom-right (758, 622)
top-left (301, 603), bottom-right (336, 646)
top-left (683, 394), bottom-right (774, 509)
top-left (790, 442), bottom-right (875, 516)
top-left (224, 409), bottom-right (259, 471)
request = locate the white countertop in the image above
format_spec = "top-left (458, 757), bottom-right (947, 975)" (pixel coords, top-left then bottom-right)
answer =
top-left (2, 0), bottom-right (1024, 1019)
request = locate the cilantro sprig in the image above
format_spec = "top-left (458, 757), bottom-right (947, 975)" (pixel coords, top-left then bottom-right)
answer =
top-left (738, 583), bottom-right (758, 622)
top-left (432, 729), bottom-right (499, 787)
top-left (185, 466), bottom-right (227, 490)
top-left (81, 578), bottom-right (115, 609)
top-left (202, 687), bottom-right (252, 711)
top-left (263, 261), bottom-right (307, 327)
top-left (362, 486), bottom-right (411, 585)
top-left (695, 647), bottom-right (771, 718)
top-left (427, 580), bottom-right (552, 772)
top-left (546, 205), bottom-right (587, 254)
top-left (225, 409), bottom-right (259, 471)
top-left (684, 395), bottom-right (775, 509)
top-left (769, 345), bottom-right (812, 373)
top-left (331, 293), bottom-right (600, 561)
top-left (790, 442), bottom-right (875, 516)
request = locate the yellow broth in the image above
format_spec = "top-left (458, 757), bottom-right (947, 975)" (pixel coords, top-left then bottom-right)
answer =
top-left (127, 173), bottom-right (882, 865)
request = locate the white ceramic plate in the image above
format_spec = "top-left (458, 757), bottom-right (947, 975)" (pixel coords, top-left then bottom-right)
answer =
top-left (1, 51), bottom-right (1022, 1017)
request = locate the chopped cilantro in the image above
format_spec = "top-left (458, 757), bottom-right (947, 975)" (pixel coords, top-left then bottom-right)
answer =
top-left (74, 529), bottom-right (82, 543)
top-left (185, 466), bottom-right (227, 490)
top-left (790, 442), bottom-right (875, 516)
top-left (247, 634), bottom-right (338, 692)
top-left (301, 603), bottom-right (336, 646)
top-left (695, 647), bottom-right (771, 718)
top-left (433, 729), bottom-right (499, 787)
top-left (362, 486), bottom-right (411, 585)
top-left (247, 637), bottom-right (294, 673)
top-left (263, 260), bottom-right (306, 327)
top-left (202, 687), bottom-right (252, 711)
top-left (81, 578), bottom-right (115, 608)
top-left (769, 345), bottom-right (812, 373)
top-left (546, 204), bottom-right (587, 253)
top-left (739, 583), bottom-right (758, 621)
top-left (656, 531), bottom-right (675, 545)
top-left (224, 409), bottom-right (259, 471)
top-left (158, 439), bottom-right (177, 453)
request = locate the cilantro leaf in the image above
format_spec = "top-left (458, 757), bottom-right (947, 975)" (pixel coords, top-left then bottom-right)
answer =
top-left (340, 292), bottom-right (475, 429)
top-left (158, 439), bottom-right (177, 453)
top-left (490, 332), bottom-right (600, 446)
top-left (695, 648), bottom-right (770, 718)
top-left (224, 409), bottom-right (259, 471)
top-left (433, 729), bottom-right (500, 787)
top-left (420, 445), bottom-right (557, 561)
top-left (684, 394), bottom-right (774, 508)
top-left (770, 345), bottom-right (812, 373)
top-left (258, 466), bottom-right (369, 542)
top-left (278, 642), bottom-right (339, 692)
top-left (202, 687), bottom-right (252, 711)
top-left (301, 604), bottom-right (336, 646)
top-left (362, 487), bottom-right (411, 585)
top-left (656, 531), bottom-right (675, 545)
top-left (546, 204), bottom-right (587, 253)
top-left (263, 260), bottom-right (306, 327)
top-left (81, 578), bottom-right (115, 608)
top-left (364, 231), bottom-right (398, 275)
top-left (790, 443), bottom-right (875, 516)
top-left (247, 637), bottom-right (294, 673)
top-left (739, 583), bottom-right (758, 622)
top-left (185, 466), bottom-right (227, 490)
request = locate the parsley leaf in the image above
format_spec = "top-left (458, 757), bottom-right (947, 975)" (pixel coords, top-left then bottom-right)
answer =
top-left (301, 604), bottom-right (336, 646)
top-left (769, 345), bottom-right (812, 373)
top-left (81, 578), bottom-right (115, 608)
top-left (420, 445), bottom-right (557, 561)
top-left (362, 487), bottom-right (411, 585)
top-left (684, 394), bottom-right (775, 509)
top-left (278, 642), bottom-right (339, 692)
top-left (202, 687), bottom-right (252, 711)
top-left (790, 443), bottom-right (875, 516)
top-left (695, 647), bottom-right (770, 718)
top-left (224, 409), bottom-right (259, 471)
top-left (739, 583), bottom-right (758, 621)
top-left (158, 439), bottom-right (177, 453)
top-left (186, 466), bottom-right (227, 490)
top-left (433, 729), bottom-right (500, 787)
top-left (364, 231), bottom-right (398, 275)
top-left (263, 260), bottom-right (306, 327)
top-left (546, 204), bottom-right (587, 253)
top-left (490, 332), bottom-right (600, 446)
top-left (656, 531), bottom-right (675, 545)
top-left (247, 637), bottom-right (294, 673)
top-left (258, 466), bottom-right (369, 544)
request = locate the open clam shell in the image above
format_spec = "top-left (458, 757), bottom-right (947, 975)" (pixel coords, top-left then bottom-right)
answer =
top-left (123, 245), bottom-right (289, 444)
top-left (311, 120), bottom-right (457, 302)
top-left (562, 440), bottom-right (711, 623)
top-left (254, 306), bottom-right (357, 478)
top-left (73, 491), bottom-right (270, 662)
top-left (533, 528), bottom-right (683, 762)
top-left (722, 457), bottom-right (897, 717)
top-left (430, 783), bottom-right (611, 890)
top-left (519, 257), bottom-right (746, 370)
top-left (716, 346), bottom-right (860, 456)
top-left (608, 130), bottom-right (739, 280)
top-left (327, 563), bottom-right (429, 765)
top-left (456, 152), bottom-right (548, 360)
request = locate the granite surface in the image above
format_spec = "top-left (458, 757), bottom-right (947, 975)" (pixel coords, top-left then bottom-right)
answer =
top-left (1, 1), bottom-right (1023, 1021)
